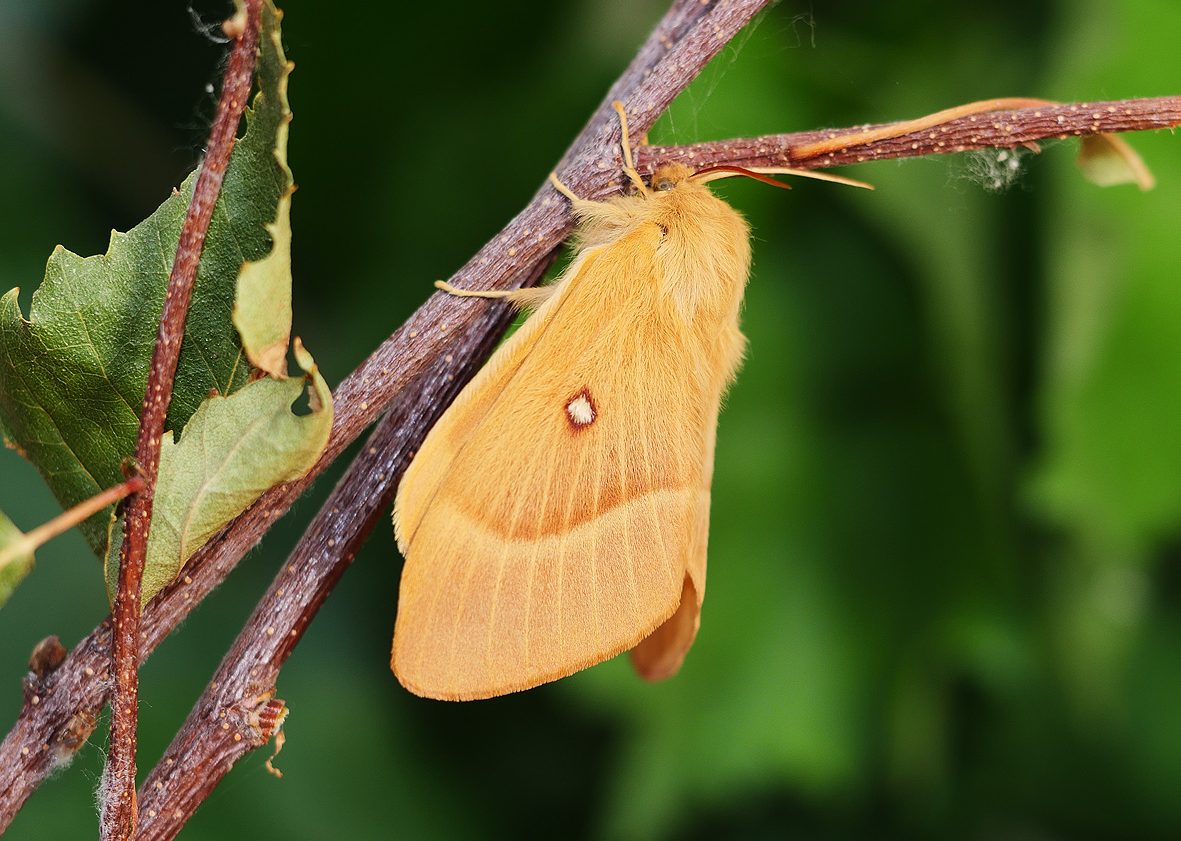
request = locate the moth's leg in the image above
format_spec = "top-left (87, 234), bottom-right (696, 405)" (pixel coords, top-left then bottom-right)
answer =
top-left (499, 285), bottom-right (557, 311)
top-left (548, 98), bottom-right (650, 208)
top-left (548, 171), bottom-right (597, 206)
top-left (548, 172), bottom-right (624, 227)
top-left (434, 280), bottom-right (555, 311)
top-left (434, 280), bottom-right (515, 300)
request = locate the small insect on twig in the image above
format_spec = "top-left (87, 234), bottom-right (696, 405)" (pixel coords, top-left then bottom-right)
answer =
top-left (391, 102), bottom-right (870, 701)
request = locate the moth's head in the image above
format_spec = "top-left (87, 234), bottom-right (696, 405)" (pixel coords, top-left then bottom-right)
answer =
top-left (649, 163), bottom-right (697, 192)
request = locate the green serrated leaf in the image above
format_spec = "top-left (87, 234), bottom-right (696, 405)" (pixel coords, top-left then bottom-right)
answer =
top-left (105, 341), bottom-right (333, 605)
top-left (0, 0), bottom-right (290, 556)
top-left (234, 13), bottom-right (295, 378)
top-left (0, 509), bottom-right (34, 608)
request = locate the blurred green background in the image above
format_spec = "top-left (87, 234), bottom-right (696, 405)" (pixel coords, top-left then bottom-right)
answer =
top-left (2, 0), bottom-right (1180, 838)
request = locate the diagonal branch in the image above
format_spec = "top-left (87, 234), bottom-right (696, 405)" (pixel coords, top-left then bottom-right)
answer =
top-left (100, 2), bottom-right (262, 839)
top-left (0, 1), bottom-right (1178, 833)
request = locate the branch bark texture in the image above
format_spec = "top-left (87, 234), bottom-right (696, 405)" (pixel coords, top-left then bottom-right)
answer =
top-left (0, 0), bottom-right (1178, 834)
top-left (637, 95), bottom-right (1181, 176)
top-left (101, 3), bottom-right (262, 839)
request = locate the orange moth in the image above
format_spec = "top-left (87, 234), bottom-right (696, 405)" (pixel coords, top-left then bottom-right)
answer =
top-left (390, 95), bottom-right (1150, 701)
top-left (391, 102), bottom-right (870, 701)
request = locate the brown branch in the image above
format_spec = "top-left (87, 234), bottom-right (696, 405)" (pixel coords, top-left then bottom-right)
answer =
top-left (0, 1), bottom-right (1177, 832)
top-left (100, 3), bottom-right (262, 839)
top-left (636, 95), bottom-right (1181, 175)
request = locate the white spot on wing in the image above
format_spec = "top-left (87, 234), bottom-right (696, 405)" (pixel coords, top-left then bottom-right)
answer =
top-left (566, 394), bottom-right (595, 426)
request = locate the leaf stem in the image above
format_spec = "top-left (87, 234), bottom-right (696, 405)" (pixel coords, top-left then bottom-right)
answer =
top-left (100, 2), bottom-right (263, 839)
top-left (0, 478), bottom-right (145, 570)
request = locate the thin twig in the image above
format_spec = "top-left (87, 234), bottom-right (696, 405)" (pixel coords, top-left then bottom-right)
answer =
top-left (100, 3), bottom-right (262, 839)
top-left (1, 10), bottom-right (1178, 835)
top-left (635, 95), bottom-right (1181, 178)
top-left (0, 478), bottom-right (144, 570)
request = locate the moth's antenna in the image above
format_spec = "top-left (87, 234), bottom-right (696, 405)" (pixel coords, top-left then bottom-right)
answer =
top-left (693, 165), bottom-right (874, 191)
top-left (691, 165), bottom-right (793, 190)
top-left (612, 101), bottom-right (650, 196)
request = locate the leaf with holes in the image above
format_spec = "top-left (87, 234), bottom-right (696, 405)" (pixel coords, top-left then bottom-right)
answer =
top-left (105, 341), bottom-right (332, 605)
top-left (0, 0), bottom-right (291, 556)
top-left (234, 5), bottom-right (296, 379)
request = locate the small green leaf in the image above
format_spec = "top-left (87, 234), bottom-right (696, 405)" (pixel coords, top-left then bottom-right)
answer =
top-left (0, 509), bottom-right (35, 608)
top-left (234, 11), bottom-right (295, 378)
top-left (105, 341), bottom-right (333, 605)
top-left (0, 0), bottom-right (291, 556)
